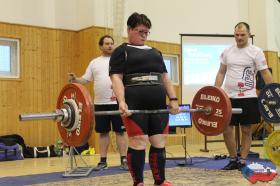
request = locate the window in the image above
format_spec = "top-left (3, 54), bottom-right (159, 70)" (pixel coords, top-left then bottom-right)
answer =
top-left (0, 37), bottom-right (20, 79)
top-left (163, 54), bottom-right (179, 85)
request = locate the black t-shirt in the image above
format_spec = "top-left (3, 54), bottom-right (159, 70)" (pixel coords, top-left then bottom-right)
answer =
top-left (109, 43), bottom-right (168, 110)
top-left (109, 43), bottom-right (167, 75)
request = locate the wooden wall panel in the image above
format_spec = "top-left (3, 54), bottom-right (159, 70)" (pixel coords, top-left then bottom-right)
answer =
top-left (0, 23), bottom-right (77, 147)
top-left (264, 51), bottom-right (280, 83)
top-left (1, 22), bottom-right (278, 150)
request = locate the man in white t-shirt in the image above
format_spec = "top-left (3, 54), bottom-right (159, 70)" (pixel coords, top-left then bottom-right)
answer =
top-left (214, 22), bottom-right (273, 170)
top-left (68, 35), bottom-right (128, 171)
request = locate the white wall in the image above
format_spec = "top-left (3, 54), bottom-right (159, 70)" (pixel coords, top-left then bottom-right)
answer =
top-left (0, 0), bottom-right (56, 28)
top-left (76, 0), bottom-right (95, 29)
top-left (248, 0), bottom-right (267, 50)
top-left (0, 0), bottom-right (80, 30)
top-left (248, 0), bottom-right (280, 55)
top-left (0, 0), bottom-right (279, 54)
top-left (89, 0), bottom-right (248, 43)
top-left (92, 0), bottom-right (113, 29)
top-left (266, 0), bottom-right (280, 54)
top-left (53, 0), bottom-right (78, 30)
top-left (0, 0), bottom-right (248, 36)
top-left (124, 0), bottom-right (245, 44)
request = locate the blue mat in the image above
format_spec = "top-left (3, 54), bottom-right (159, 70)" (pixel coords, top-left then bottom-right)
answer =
top-left (172, 157), bottom-right (276, 170)
top-left (0, 157), bottom-right (276, 186)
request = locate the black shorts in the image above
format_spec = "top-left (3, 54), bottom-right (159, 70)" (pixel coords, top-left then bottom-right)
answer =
top-left (94, 104), bottom-right (125, 133)
top-left (122, 113), bottom-right (169, 137)
top-left (230, 98), bottom-right (260, 126)
top-left (123, 85), bottom-right (169, 137)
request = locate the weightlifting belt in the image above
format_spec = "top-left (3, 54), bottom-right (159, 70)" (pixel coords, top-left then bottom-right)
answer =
top-left (124, 72), bottom-right (163, 86)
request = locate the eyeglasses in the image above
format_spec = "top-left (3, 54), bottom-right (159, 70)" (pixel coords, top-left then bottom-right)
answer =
top-left (134, 28), bottom-right (150, 36)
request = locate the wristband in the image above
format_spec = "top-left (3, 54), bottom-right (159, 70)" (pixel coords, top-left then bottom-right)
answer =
top-left (169, 97), bottom-right (178, 101)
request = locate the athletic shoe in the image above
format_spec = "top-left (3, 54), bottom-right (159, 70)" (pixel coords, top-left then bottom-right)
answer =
top-left (222, 160), bottom-right (239, 170)
top-left (154, 180), bottom-right (173, 186)
top-left (120, 160), bottom-right (129, 171)
top-left (238, 162), bottom-right (246, 171)
top-left (93, 162), bottom-right (108, 171)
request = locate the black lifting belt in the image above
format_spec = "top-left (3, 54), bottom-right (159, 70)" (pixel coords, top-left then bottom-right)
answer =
top-left (124, 72), bottom-right (163, 86)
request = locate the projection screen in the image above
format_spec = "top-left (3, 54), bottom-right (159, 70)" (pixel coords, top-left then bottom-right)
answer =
top-left (181, 34), bottom-right (253, 104)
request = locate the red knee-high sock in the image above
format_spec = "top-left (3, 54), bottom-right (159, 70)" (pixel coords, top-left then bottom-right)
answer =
top-left (149, 146), bottom-right (166, 185)
top-left (127, 147), bottom-right (146, 186)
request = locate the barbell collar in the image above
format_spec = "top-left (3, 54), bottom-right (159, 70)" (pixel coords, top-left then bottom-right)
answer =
top-left (272, 146), bottom-right (280, 151)
top-left (232, 108), bottom-right (243, 114)
top-left (263, 100), bottom-right (277, 106)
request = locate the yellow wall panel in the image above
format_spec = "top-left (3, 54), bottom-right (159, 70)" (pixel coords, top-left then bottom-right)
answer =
top-left (264, 51), bottom-right (280, 83)
top-left (0, 23), bottom-right (77, 147)
top-left (1, 23), bottom-right (279, 150)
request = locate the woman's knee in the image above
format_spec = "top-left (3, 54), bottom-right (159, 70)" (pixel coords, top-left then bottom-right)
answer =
top-left (149, 134), bottom-right (167, 148)
top-left (129, 135), bottom-right (149, 149)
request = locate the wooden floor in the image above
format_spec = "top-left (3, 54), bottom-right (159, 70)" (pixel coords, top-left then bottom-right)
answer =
top-left (0, 141), bottom-right (272, 178)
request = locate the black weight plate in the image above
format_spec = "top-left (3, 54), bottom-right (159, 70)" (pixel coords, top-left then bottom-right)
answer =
top-left (258, 83), bottom-right (280, 123)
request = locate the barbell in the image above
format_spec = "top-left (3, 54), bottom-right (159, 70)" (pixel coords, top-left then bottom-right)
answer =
top-left (19, 83), bottom-right (280, 147)
top-left (19, 83), bottom-right (243, 146)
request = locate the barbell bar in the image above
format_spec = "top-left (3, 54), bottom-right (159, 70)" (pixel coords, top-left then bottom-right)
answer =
top-left (19, 107), bottom-right (243, 121)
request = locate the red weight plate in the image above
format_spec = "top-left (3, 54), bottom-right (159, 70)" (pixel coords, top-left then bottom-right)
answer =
top-left (56, 83), bottom-right (94, 146)
top-left (192, 86), bottom-right (232, 136)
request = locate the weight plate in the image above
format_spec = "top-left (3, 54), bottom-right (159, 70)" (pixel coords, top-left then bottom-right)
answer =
top-left (56, 83), bottom-right (94, 146)
top-left (192, 86), bottom-right (232, 136)
top-left (265, 130), bottom-right (280, 166)
top-left (258, 83), bottom-right (280, 123)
